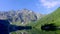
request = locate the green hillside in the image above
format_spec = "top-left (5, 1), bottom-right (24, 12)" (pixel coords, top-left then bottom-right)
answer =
top-left (25, 7), bottom-right (60, 34)
top-left (35, 8), bottom-right (60, 27)
top-left (32, 7), bottom-right (60, 34)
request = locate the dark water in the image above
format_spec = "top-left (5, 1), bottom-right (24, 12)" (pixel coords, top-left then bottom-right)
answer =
top-left (41, 23), bottom-right (57, 31)
top-left (0, 20), bottom-right (32, 34)
top-left (9, 25), bottom-right (32, 32)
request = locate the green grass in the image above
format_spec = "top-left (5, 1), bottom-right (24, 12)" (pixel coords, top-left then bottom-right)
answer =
top-left (26, 7), bottom-right (60, 34)
top-left (32, 7), bottom-right (60, 34)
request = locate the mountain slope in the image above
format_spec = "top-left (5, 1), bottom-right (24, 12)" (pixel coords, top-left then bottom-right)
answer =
top-left (31, 7), bottom-right (60, 34)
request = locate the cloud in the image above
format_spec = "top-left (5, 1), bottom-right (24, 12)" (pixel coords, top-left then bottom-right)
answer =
top-left (36, 0), bottom-right (60, 14)
top-left (40, 0), bottom-right (60, 8)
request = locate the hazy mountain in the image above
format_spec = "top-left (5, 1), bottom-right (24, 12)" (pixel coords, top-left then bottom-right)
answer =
top-left (0, 9), bottom-right (42, 25)
top-left (0, 9), bottom-right (43, 34)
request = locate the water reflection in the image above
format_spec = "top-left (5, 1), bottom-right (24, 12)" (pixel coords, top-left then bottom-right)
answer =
top-left (41, 23), bottom-right (57, 31)
top-left (0, 20), bottom-right (32, 34)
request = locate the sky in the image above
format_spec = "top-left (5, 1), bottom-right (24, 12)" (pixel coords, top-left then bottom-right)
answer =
top-left (0, 0), bottom-right (60, 14)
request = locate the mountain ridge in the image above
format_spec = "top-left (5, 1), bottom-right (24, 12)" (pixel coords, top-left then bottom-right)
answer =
top-left (0, 9), bottom-right (42, 25)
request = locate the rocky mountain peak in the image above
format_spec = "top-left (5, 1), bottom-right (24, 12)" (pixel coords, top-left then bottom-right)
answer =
top-left (0, 9), bottom-right (42, 25)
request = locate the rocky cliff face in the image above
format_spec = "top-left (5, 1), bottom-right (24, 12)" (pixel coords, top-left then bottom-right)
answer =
top-left (0, 9), bottom-right (42, 25)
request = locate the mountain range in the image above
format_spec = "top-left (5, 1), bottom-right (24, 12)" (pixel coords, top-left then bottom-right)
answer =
top-left (0, 9), bottom-right (42, 26)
